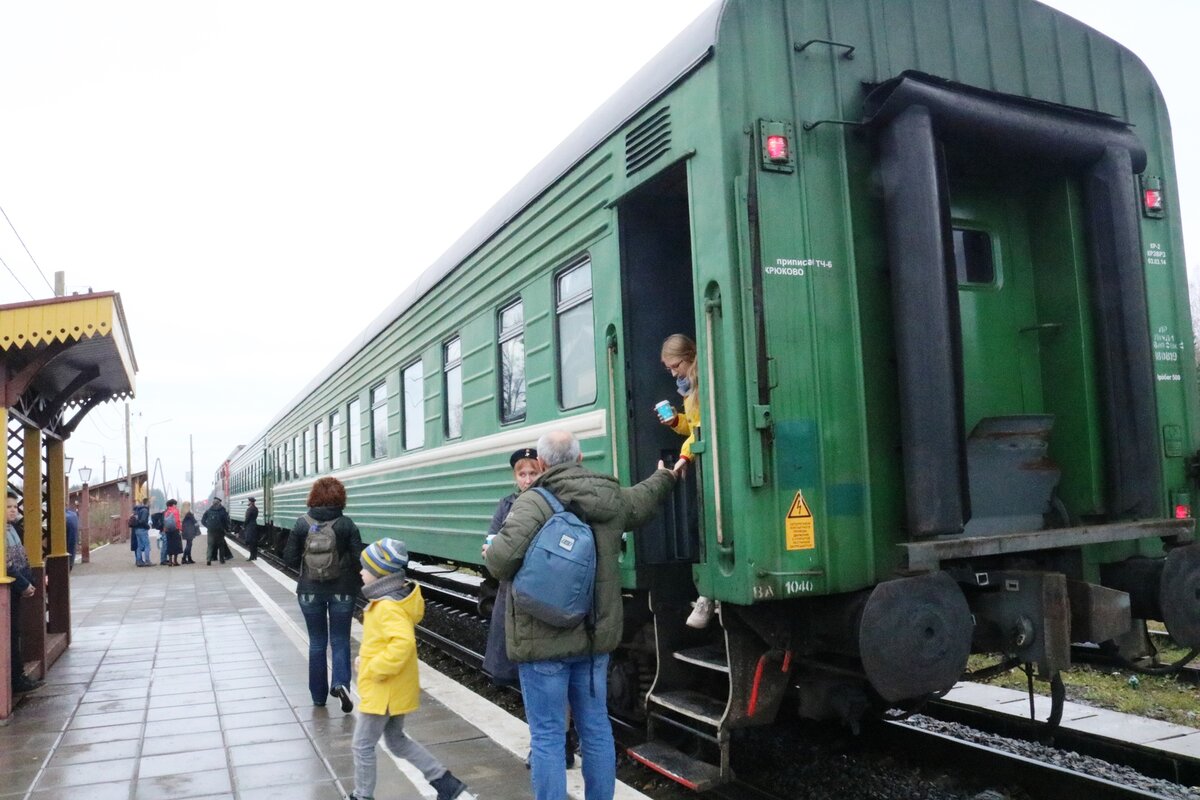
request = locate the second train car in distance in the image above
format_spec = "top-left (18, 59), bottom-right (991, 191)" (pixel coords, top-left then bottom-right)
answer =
top-left (219, 0), bottom-right (1200, 788)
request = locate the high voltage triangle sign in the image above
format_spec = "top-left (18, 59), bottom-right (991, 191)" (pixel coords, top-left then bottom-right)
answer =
top-left (785, 490), bottom-right (815, 551)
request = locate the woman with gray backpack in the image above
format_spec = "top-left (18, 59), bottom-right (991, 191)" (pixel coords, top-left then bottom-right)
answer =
top-left (284, 476), bottom-right (365, 712)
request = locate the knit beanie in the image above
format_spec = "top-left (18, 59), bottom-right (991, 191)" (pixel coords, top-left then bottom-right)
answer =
top-left (361, 538), bottom-right (408, 579)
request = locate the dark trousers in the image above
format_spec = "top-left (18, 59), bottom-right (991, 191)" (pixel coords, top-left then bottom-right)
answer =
top-left (207, 530), bottom-right (227, 563)
top-left (183, 537), bottom-right (194, 562)
top-left (246, 529), bottom-right (259, 560)
top-left (9, 586), bottom-right (23, 683)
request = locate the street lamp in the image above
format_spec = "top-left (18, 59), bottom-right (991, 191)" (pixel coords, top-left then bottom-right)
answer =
top-left (78, 467), bottom-right (92, 484)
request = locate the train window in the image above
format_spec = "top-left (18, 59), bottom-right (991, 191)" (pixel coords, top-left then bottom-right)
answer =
top-left (498, 300), bottom-right (526, 423)
top-left (371, 383), bottom-right (389, 460)
top-left (348, 398), bottom-right (362, 465)
top-left (317, 418), bottom-right (329, 473)
top-left (403, 361), bottom-right (425, 450)
top-left (556, 259), bottom-right (596, 409)
top-left (953, 228), bottom-right (995, 285)
top-left (305, 427), bottom-right (316, 475)
top-left (293, 435), bottom-right (302, 478)
top-left (330, 410), bottom-right (343, 471)
top-left (444, 337), bottom-right (463, 439)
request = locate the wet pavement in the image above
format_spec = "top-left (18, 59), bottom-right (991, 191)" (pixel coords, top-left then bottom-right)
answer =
top-left (1, 534), bottom-right (639, 800)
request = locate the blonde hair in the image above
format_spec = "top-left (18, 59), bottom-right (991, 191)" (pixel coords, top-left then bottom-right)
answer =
top-left (661, 334), bottom-right (699, 415)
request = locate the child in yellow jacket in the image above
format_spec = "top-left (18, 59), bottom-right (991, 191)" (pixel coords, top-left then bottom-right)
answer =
top-left (349, 538), bottom-right (472, 800)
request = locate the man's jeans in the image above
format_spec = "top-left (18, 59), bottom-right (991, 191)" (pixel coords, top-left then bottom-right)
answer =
top-left (134, 529), bottom-right (151, 565)
top-left (519, 653), bottom-right (615, 800)
top-left (298, 593), bottom-right (355, 705)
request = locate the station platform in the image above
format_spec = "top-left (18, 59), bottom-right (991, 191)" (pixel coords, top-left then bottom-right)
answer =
top-left (1, 533), bottom-right (653, 800)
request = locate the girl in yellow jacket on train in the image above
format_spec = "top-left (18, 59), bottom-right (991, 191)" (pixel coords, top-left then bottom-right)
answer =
top-left (658, 333), bottom-right (714, 629)
top-left (350, 539), bottom-right (472, 800)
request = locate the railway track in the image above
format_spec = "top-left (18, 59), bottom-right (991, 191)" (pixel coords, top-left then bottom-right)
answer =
top-left (246, 536), bottom-right (1194, 799)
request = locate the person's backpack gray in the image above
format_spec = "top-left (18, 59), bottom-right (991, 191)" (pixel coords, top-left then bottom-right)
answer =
top-left (302, 515), bottom-right (342, 581)
top-left (162, 511), bottom-right (178, 534)
top-left (511, 488), bottom-right (596, 628)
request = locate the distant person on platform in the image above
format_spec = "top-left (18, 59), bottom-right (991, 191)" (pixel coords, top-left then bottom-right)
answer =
top-left (65, 505), bottom-right (79, 570)
top-left (202, 497), bottom-right (231, 565)
top-left (163, 499), bottom-right (183, 567)
top-left (130, 496), bottom-right (151, 567)
top-left (181, 503), bottom-right (199, 564)
top-left (7, 492), bottom-right (42, 693)
top-left (485, 430), bottom-right (676, 800)
top-left (244, 497), bottom-right (261, 561)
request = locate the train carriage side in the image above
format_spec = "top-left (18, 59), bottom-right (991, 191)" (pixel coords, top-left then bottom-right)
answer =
top-left (622, 0), bottom-right (1200, 768)
top-left (210, 0), bottom-right (1200, 787)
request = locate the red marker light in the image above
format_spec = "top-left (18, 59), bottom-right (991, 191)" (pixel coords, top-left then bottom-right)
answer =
top-left (1175, 503), bottom-right (1190, 519)
top-left (1145, 189), bottom-right (1164, 213)
top-left (766, 135), bottom-right (789, 162)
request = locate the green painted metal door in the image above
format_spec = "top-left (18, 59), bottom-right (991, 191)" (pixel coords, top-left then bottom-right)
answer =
top-left (951, 184), bottom-right (1044, 431)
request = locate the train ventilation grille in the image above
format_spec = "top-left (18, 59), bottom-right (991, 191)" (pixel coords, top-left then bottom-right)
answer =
top-left (625, 107), bottom-right (671, 176)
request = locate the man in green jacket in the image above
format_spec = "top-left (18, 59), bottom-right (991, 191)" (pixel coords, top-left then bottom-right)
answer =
top-left (484, 429), bottom-right (675, 800)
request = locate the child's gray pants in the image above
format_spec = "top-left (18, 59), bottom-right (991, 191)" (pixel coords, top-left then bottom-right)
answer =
top-left (352, 710), bottom-right (446, 798)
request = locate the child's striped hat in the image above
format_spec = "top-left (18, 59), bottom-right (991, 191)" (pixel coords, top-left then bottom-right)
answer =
top-left (361, 538), bottom-right (409, 578)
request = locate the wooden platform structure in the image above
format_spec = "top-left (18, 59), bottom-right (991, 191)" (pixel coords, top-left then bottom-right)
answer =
top-left (0, 291), bottom-right (137, 720)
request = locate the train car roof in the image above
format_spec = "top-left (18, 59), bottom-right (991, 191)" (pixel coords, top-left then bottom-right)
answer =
top-left (261, 1), bottom-right (725, 438)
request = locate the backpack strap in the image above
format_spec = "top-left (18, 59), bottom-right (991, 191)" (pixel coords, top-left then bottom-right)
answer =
top-left (531, 487), bottom-right (564, 514)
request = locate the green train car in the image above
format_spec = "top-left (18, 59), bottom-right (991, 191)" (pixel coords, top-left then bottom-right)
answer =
top-left (221, 0), bottom-right (1199, 787)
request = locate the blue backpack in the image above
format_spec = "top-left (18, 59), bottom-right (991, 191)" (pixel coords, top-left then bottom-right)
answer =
top-left (511, 488), bottom-right (596, 628)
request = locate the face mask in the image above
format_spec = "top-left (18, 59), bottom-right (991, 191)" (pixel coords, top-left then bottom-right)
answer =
top-left (676, 375), bottom-right (692, 396)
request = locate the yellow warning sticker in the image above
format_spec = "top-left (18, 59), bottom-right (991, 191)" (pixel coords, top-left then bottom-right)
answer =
top-left (785, 490), bottom-right (815, 551)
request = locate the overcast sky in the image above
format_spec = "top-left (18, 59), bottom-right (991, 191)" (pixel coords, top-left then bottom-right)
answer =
top-left (1, 0), bottom-right (1196, 506)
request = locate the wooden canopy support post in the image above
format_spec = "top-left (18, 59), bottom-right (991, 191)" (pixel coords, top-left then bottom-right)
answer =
top-left (1, 405), bottom-right (13, 720)
top-left (21, 425), bottom-right (46, 682)
top-left (46, 438), bottom-right (71, 657)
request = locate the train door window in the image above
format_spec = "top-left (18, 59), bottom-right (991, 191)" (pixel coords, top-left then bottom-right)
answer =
top-left (498, 300), bottom-right (526, 423)
top-left (330, 410), bottom-right (343, 470)
top-left (348, 398), bottom-right (362, 465)
top-left (403, 361), bottom-right (425, 449)
top-left (317, 418), bottom-right (329, 472)
top-left (444, 337), bottom-right (463, 439)
top-left (953, 228), bottom-right (995, 285)
top-left (371, 383), bottom-right (389, 460)
top-left (556, 259), bottom-right (596, 409)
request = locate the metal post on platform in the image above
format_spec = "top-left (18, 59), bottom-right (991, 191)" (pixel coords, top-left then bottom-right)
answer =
top-left (79, 467), bottom-right (92, 564)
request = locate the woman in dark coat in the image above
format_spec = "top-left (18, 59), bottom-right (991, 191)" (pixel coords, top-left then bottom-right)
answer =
top-left (181, 504), bottom-right (200, 564)
top-left (482, 447), bottom-right (541, 687)
top-left (284, 476), bottom-right (364, 712)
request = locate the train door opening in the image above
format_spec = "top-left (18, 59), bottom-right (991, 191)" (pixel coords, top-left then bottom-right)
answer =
top-left (617, 162), bottom-right (699, 565)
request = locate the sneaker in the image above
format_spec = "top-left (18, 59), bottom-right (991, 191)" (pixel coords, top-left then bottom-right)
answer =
top-left (686, 596), bottom-right (715, 629)
top-left (331, 684), bottom-right (354, 713)
top-left (430, 772), bottom-right (470, 800)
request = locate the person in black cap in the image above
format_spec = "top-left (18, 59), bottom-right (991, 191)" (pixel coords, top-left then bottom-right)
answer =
top-left (480, 447), bottom-right (579, 767)
top-left (481, 447), bottom-right (542, 685)
top-left (244, 497), bottom-right (260, 561)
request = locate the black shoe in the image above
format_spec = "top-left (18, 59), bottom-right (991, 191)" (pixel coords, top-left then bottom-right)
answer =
top-left (430, 772), bottom-right (467, 800)
top-left (206, 560), bottom-right (212, 565)
top-left (565, 726), bottom-right (578, 768)
top-left (12, 675), bottom-right (42, 693)
top-left (331, 685), bottom-right (354, 713)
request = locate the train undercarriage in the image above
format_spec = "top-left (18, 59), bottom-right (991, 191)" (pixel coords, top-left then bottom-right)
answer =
top-left (622, 530), bottom-right (1200, 790)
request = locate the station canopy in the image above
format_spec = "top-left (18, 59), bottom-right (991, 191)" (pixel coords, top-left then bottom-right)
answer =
top-left (0, 292), bottom-right (136, 436)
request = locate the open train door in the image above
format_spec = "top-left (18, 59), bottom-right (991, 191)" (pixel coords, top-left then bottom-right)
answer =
top-left (616, 162), bottom-right (701, 566)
